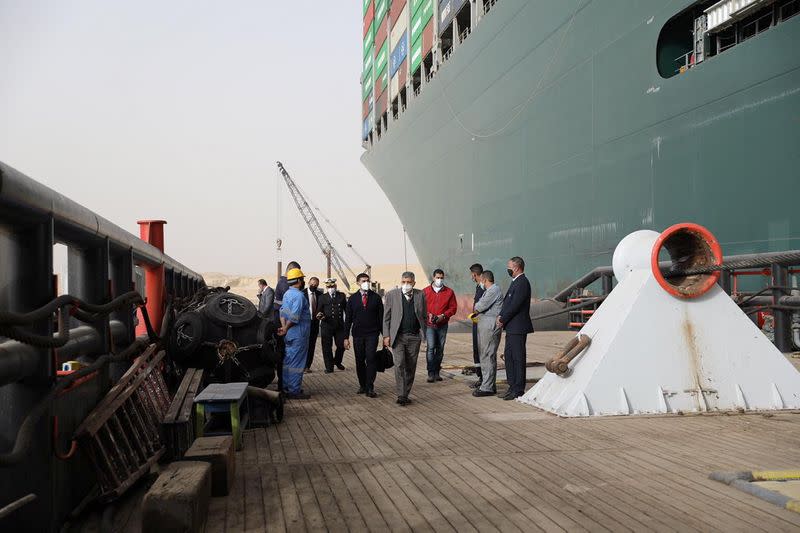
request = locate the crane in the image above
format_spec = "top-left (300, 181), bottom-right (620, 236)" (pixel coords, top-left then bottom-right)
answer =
top-left (276, 161), bottom-right (357, 290)
top-left (297, 183), bottom-right (372, 278)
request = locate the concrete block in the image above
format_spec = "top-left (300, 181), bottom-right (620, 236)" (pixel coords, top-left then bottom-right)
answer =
top-left (182, 435), bottom-right (235, 496)
top-left (141, 461), bottom-right (211, 533)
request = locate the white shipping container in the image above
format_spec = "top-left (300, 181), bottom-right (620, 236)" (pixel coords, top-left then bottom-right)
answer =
top-left (391, 2), bottom-right (410, 47)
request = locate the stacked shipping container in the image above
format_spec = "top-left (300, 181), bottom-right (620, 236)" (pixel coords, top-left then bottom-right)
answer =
top-left (389, 0), bottom-right (408, 108)
top-left (362, 0), bottom-right (443, 141)
top-left (363, 0), bottom-right (375, 140)
top-left (374, 0), bottom-right (389, 120)
top-left (410, 0), bottom-right (435, 77)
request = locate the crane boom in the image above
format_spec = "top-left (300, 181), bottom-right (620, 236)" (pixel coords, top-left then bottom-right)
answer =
top-left (276, 161), bottom-right (354, 290)
top-left (296, 184), bottom-right (372, 277)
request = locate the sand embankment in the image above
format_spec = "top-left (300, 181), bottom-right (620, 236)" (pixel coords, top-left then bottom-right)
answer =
top-left (203, 263), bottom-right (426, 303)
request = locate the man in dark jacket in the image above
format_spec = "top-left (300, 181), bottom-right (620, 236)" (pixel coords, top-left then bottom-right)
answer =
top-left (273, 261), bottom-right (300, 314)
top-left (469, 263), bottom-right (484, 388)
top-left (344, 273), bottom-right (383, 398)
top-left (303, 276), bottom-right (323, 373)
top-left (497, 256), bottom-right (534, 400)
top-left (317, 278), bottom-right (347, 373)
top-left (257, 279), bottom-right (274, 317)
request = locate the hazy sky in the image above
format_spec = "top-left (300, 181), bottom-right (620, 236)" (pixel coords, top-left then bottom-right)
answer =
top-left (0, 1), bottom-right (419, 276)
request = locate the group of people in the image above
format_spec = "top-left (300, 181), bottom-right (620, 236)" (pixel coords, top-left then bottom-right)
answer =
top-left (255, 257), bottom-right (533, 404)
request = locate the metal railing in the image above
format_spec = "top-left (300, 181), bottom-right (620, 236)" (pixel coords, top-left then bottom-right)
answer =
top-left (0, 161), bottom-right (204, 531)
top-left (553, 250), bottom-right (800, 352)
top-left (484, 0), bottom-right (500, 15)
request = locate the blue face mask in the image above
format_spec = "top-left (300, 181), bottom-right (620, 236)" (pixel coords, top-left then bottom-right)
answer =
top-left (479, 282), bottom-right (485, 290)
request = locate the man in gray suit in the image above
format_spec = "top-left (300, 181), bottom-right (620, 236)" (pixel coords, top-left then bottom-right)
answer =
top-left (257, 279), bottom-right (274, 317)
top-left (471, 270), bottom-right (504, 397)
top-left (383, 272), bottom-right (427, 406)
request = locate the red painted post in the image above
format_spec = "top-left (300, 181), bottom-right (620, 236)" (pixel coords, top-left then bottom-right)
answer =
top-left (136, 220), bottom-right (167, 336)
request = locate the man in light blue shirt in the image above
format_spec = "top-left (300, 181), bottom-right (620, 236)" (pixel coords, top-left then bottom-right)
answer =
top-left (279, 268), bottom-right (311, 399)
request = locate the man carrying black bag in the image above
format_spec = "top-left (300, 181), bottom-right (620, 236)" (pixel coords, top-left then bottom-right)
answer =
top-left (382, 271), bottom-right (427, 406)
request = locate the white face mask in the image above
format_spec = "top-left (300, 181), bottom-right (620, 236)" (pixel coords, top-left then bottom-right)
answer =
top-left (327, 288), bottom-right (336, 296)
top-left (401, 283), bottom-right (412, 294)
top-left (360, 281), bottom-right (370, 291)
top-left (479, 282), bottom-right (485, 290)
top-left (433, 278), bottom-right (444, 288)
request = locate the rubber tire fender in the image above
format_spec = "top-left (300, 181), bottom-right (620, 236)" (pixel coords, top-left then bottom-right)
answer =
top-left (170, 312), bottom-right (205, 362)
top-left (203, 292), bottom-right (257, 327)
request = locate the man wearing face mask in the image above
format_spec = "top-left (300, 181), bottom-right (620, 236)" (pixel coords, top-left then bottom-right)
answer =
top-left (470, 270), bottom-right (504, 396)
top-left (468, 264), bottom-right (484, 387)
top-left (278, 268), bottom-right (311, 400)
top-left (496, 256), bottom-right (534, 400)
top-left (317, 278), bottom-right (347, 373)
top-left (422, 269), bottom-right (458, 383)
top-left (303, 277), bottom-right (323, 373)
top-left (344, 273), bottom-right (384, 397)
top-left (383, 272), bottom-right (427, 406)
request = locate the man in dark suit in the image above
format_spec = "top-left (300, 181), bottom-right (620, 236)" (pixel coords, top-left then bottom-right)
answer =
top-left (317, 278), bottom-right (347, 373)
top-left (344, 273), bottom-right (384, 398)
top-left (302, 277), bottom-right (323, 373)
top-left (497, 256), bottom-right (534, 400)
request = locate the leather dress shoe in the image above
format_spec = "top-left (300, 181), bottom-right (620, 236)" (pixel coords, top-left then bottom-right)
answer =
top-left (336, 364), bottom-right (346, 370)
top-left (356, 388), bottom-right (366, 394)
top-left (472, 389), bottom-right (495, 397)
top-left (324, 369), bottom-right (333, 374)
top-left (366, 391), bottom-right (378, 398)
top-left (426, 374), bottom-right (434, 383)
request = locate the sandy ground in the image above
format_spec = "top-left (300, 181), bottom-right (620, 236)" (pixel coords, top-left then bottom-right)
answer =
top-left (203, 263), bottom-right (426, 303)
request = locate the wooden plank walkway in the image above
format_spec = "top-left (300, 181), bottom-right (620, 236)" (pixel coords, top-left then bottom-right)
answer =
top-left (204, 335), bottom-right (800, 532)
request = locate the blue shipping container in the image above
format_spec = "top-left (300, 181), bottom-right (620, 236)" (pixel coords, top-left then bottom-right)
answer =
top-left (390, 31), bottom-right (408, 78)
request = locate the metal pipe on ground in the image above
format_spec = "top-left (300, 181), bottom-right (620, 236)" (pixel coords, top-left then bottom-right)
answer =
top-left (0, 321), bottom-right (128, 386)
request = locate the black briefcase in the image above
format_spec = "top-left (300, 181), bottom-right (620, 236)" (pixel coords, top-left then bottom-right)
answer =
top-left (376, 347), bottom-right (394, 372)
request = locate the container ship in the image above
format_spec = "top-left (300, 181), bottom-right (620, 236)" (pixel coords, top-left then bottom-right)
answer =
top-left (359, 0), bottom-right (800, 299)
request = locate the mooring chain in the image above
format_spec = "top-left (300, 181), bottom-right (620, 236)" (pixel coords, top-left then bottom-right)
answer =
top-left (219, 297), bottom-right (245, 316)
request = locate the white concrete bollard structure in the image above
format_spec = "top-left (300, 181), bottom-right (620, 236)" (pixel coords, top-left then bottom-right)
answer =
top-left (520, 223), bottom-right (800, 417)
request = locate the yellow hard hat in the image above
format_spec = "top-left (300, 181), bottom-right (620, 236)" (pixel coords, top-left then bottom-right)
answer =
top-left (286, 268), bottom-right (305, 281)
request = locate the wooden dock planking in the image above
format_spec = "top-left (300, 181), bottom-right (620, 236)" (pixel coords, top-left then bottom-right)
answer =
top-left (204, 335), bottom-right (800, 532)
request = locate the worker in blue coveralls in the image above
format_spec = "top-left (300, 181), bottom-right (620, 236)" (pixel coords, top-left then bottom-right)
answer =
top-left (278, 267), bottom-right (311, 400)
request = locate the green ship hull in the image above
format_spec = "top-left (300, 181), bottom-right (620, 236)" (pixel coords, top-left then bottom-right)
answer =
top-left (362, 0), bottom-right (800, 298)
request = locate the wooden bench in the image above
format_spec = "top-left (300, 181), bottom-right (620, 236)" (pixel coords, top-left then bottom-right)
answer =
top-left (194, 382), bottom-right (249, 451)
top-left (161, 368), bottom-right (205, 461)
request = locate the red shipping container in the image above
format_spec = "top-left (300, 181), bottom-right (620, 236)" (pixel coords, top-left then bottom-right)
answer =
top-left (375, 16), bottom-right (388, 51)
top-left (376, 89), bottom-right (388, 117)
top-left (389, 0), bottom-right (407, 29)
top-left (398, 58), bottom-right (407, 89)
top-left (363, 1), bottom-right (374, 37)
top-left (421, 18), bottom-right (434, 58)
